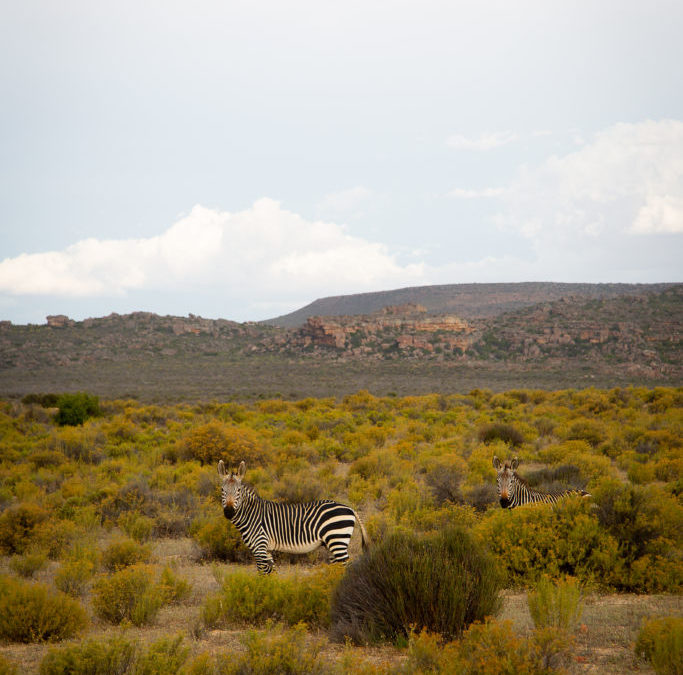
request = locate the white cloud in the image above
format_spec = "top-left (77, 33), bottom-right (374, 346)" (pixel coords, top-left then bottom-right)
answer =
top-left (497, 120), bottom-right (683, 242)
top-left (447, 131), bottom-right (518, 151)
top-left (0, 199), bottom-right (424, 303)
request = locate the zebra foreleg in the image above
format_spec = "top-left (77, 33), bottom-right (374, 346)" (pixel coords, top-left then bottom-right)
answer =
top-left (252, 547), bottom-right (275, 574)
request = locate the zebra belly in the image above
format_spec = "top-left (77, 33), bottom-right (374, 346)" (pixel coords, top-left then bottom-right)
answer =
top-left (271, 539), bottom-right (322, 554)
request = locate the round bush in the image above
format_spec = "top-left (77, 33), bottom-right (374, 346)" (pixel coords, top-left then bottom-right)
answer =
top-left (0, 575), bottom-right (88, 643)
top-left (330, 526), bottom-right (503, 643)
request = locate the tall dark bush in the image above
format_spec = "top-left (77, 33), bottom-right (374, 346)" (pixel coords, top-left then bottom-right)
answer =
top-left (330, 526), bottom-right (503, 644)
top-left (55, 393), bottom-right (100, 426)
top-left (477, 423), bottom-right (525, 447)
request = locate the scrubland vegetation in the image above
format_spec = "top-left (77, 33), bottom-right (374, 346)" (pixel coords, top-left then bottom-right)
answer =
top-left (0, 387), bottom-right (680, 673)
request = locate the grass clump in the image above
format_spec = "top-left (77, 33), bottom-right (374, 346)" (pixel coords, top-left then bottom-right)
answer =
top-left (635, 616), bottom-right (683, 675)
top-left (203, 566), bottom-right (343, 629)
top-left (330, 526), bottom-right (503, 644)
top-left (0, 575), bottom-right (88, 643)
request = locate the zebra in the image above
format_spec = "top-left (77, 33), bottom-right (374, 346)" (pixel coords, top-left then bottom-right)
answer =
top-left (493, 456), bottom-right (590, 509)
top-left (218, 460), bottom-right (368, 574)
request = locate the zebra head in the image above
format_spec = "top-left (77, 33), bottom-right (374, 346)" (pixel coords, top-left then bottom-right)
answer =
top-left (218, 460), bottom-right (246, 520)
top-left (493, 456), bottom-right (519, 509)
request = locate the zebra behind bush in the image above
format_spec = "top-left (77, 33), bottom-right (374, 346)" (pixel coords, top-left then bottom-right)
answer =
top-left (218, 461), bottom-right (368, 573)
top-left (493, 456), bottom-right (590, 509)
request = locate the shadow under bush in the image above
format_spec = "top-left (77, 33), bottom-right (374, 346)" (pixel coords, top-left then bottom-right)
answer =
top-left (329, 526), bottom-right (503, 644)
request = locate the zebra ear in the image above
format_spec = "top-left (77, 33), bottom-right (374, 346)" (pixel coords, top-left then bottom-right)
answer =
top-left (511, 457), bottom-right (519, 470)
top-left (492, 456), bottom-right (501, 470)
top-left (237, 461), bottom-right (246, 480)
top-left (218, 460), bottom-right (226, 477)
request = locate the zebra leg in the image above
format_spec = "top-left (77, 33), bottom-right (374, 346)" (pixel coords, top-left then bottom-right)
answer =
top-left (323, 534), bottom-right (352, 565)
top-left (252, 547), bottom-right (275, 574)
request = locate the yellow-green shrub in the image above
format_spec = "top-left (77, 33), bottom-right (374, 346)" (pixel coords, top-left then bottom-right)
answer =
top-left (0, 502), bottom-right (49, 555)
top-left (9, 552), bottom-right (47, 578)
top-left (476, 497), bottom-right (617, 587)
top-left (0, 575), bottom-right (88, 642)
top-left (101, 538), bottom-right (152, 571)
top-left (527, 576), bottom-right (583, 633)
top-left (91, 564), bottom-right (163, 626)
top-left (54, 559), bottom-right (96, 597)
top-left (635, 616), bottom-right (683, 675)
top-left (39, 636), bottom-right (136, 675)
top-left (0, 656), bottom-right (17, 675)
top-left (203, 566), bottom-right (343, 629)
top-left (180, 421), bottom-right (262, 466)
top-left (214, 622), bottom-right (327, 675)
top-left (190, 515), bottom-right (250, 562)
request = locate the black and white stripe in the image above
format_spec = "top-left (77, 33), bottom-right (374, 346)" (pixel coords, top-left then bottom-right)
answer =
top-left (219, 460), bottom-right (368, 574)
top-left (493, 456), bottom-right (590, 509)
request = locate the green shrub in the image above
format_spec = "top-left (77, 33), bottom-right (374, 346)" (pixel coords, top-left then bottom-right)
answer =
top-left (0, 503), bottom-right (50, 555)
top-left (0, 575), bottom-right (88, 642)
top-left (133, 635), bottom-right (189, 675)
top-left (101, 538), bottom-right (152, 571)
top-left (157, 565), bottom-right (192, 605)
top-left (9, 552), bottom-right (47, 578)
top-left (401, 621), bottom-right (565, 675)
top-left (0, 655), bottom-right (17, 675)
top-left (55, 392), bottom-right (100, 426)
top-left (92, 564), bottom-right (163, 626)
top-left (54, 559), bottom-right (96, 597)
top-left (190, 516), bottom-right (250, 562)
top-left (476, 497), bottom-right (618, 587)
top-left (215, 622), bottom-right (328, 675)
top-left (39, 636), bottom-right (136, 675)
top-left (592, 479), bottom-right (682, 592)
top-left (203, 566), bottom-right (343, 629)
top-left (477, 422), bottom-right (525, 447)
top-left (330, 526), bottom-right (503, 644)
top-left (635, 616), bottom-right (683, 675)
top-left (527, 576), bottom-right (583, 633)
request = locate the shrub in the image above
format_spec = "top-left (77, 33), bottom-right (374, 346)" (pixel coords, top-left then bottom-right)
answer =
top-left (203, 566), bottom-right (343, 629)
top-left (157, 565), bottom-right (192, 605)
top-left (215, 623), bottom-right (328, 675)
top-left (476, 497), bottom-right (618, 587)
top-left (477, 423), bottom-right (525, 447)
top-left (101, 538), bottom-right (152, 571)
top-left (527, 576), bottom-right (583, 633)
top-left (190, 516), bottom-right (250, 562)
top-left (330, 526), bottom-right (503, 644)
top-left (401, 621), bottom-right (566, 675)
top-left (9, 552), bottom-right (47, 578)
top-left (134, 635), bottom-right (189, 675)
top-left (0, 502), bottom-right (50, 555)
top-left (635, 616), bottom-right (683, 675)
top-left (0, 656), bottom-right (17, 675)
top-left (180, 421), bottom-right (262, 466)
top-left (55, 392), bottom-right (100, 426)
top-left (0, 575), bottom-right (88, 642)
top-left (39, 636), bottom-right (136, 675)
top-left (91, 564), bottom-right (163, 626)
top-left (54, 559), bottom-right (95, 597)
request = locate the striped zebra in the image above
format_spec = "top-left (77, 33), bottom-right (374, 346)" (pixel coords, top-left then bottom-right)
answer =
top-left (218, 460), bottom-right (368, 574)
top-left (493, 456), bottom-right (590, 509)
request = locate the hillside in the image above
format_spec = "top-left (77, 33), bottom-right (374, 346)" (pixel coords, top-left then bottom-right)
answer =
top-left (0, 285), bottom-right (680, 401)
top-left (262, 282), bottom-right (675, 327)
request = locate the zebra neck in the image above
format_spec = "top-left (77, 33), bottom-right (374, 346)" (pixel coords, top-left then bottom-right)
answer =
top-left (232, 487), bottom-right (264, 525)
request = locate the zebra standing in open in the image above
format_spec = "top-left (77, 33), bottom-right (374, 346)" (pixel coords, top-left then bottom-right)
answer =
top-left (218, 461), bottom-right (368, 573)
top-left (493, 456), bottom-right (590, 509)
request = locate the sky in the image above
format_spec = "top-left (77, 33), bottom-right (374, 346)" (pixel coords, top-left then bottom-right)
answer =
top-left (1, 0), bottom-right (682, 325)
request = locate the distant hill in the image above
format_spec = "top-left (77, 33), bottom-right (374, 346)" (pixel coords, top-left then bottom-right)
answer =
top-left (0, 284), bottom-right (679, 401)
top-left (262, 282), bottom-right (676, 327)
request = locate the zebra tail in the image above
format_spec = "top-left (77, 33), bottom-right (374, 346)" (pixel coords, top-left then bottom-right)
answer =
top-left (353, 509), bottom-right (370, 550)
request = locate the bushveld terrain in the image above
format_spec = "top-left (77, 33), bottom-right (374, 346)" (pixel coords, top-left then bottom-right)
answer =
top-left (0, 387), bottom-right (680, 673)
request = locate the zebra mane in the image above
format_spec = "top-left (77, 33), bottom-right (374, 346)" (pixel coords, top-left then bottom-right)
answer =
top-left (514, 469), bottom-right (581, 496)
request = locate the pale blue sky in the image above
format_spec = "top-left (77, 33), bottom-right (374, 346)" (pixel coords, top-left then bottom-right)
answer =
top-left (1, 1), bottom-right (682, 324)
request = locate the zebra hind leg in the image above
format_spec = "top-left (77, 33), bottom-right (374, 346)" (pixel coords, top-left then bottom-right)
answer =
top-left (324, 536), bottom-right (351, 565)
